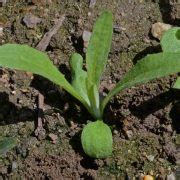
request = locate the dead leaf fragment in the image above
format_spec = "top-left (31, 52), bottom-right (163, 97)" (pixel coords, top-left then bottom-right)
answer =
top-left (151, 22), bottom-right (172, 40)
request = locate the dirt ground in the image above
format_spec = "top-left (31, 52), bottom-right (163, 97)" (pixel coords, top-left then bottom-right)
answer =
top-left (0, 0), bottom-right (179, 179)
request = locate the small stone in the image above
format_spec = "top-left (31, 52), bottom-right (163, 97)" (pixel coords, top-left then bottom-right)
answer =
top-left (113, 130), bottom-right (118, 135)
top-left (89, 0), bottom-right (96, 8)
top-left (82, 30), bottom-right (91, 42)
top-left (158, 158), bottom-right (165, 163)
top-left (126, 130), bottom-right (133, 139)
top-left (23, 13), bottom-right (42, 28)
top-left (0, 27), bottom-right (3, 36)
top-left (48, 133), bottom-right (58, 144)
top-left (88, 12), bottom-right (91, 16)
top-left (11, 90), bottom-right (16, 95)
top-left (11, 161), bottom-right (18, 171)
top-left (82, 30), bottom-right (92, 50)
top-left (151, 22), bottom-right (172, 40)
top-left (143, 37), bottom-right (151, 43)
top-left (143, 175), bottom-right (154, 180)
top-left (166, 124), bottom-right (173, 132)
top-left (146, 155), bottom-right (155, 162)
top-left (167, 173), bottom-right (175, 180)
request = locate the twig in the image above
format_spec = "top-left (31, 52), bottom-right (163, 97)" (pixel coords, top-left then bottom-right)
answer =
top-left (36, 14), bottom-right (65, 51)
top-left (34, 92), bottom-right (46, 140)
top-left (34, 15), bottom-right (65, 139)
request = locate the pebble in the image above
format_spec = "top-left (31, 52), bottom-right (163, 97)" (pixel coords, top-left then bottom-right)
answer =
top-left (11, 161), bottom-right (18, 171)
top-left (0, 27), bottom-right (3, 36)
top-left (166, 124), bottom-right (173, 132)
top-left (146, 155), bottom-right (155, 162)
top-left (82, 30), bottom-right (92, 49)
top-left (126, 130), bottom-right (133, 139)
top-left (89, 0), bottom-right (96, 8)
top-left (23, 13), bottom-right (42, 28)
top-left (48, 133), bottom-right (58, 144)
top-left (143, 175), bottom-right (154, 180)
top-left (167, 173), bottom-right (175, 180)
top-left (151, 22), bottom-right (172, 40)
top-left (113, 129), bottom-right (118, 135)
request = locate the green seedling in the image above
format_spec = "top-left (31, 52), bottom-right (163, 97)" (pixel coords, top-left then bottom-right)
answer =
top-left (0, 11), bottom-right (180, 158)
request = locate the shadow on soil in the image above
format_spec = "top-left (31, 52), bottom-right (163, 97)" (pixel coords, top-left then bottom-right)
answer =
top-left (31, 74), bottom-right (92, 127)
top-left (158, 0), bottom-right (180, 25)
top-left (129, 89), bottom-right (180, 132)
top-left (69, 130), bottom-right (99, 170)
top-left (0, 92), bottom-right (35, 125)
top-left (133, 45), bottom-right (162, 64)
top-left (170, 91), bottom-right (180, 133)
top-left (129, 91), bottom-right (174, 119)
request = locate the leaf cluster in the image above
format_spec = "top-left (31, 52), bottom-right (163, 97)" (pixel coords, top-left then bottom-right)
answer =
top-left (0, 11), bottom-right (179, 158)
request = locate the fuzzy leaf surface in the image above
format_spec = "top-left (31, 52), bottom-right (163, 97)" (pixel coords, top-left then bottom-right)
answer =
top-left (102, 52), bottom-right (180, 112)
top-left (161, 27), bottom-right (180, 89)
top-left (161, 27), bottom-right (180, 52)
top-left (70, 53), bottom-right (90, 105)
top-left (81, 120), bottom-right (112, 158)
top-left (0, 44), bottom-right (88, 108)
top-left (86, 11), bottom-right (113, 88)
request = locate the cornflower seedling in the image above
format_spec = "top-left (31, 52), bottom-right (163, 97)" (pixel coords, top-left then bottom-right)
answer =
top-left (0, 11), bottom-right (180, 158)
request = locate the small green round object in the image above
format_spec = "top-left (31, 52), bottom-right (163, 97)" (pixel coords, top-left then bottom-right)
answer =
top-left (81, 120), bottom-right (112, 158)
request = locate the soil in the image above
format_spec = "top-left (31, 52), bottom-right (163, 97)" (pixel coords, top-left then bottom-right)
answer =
top-left (0, 0), bottom-right (179, 179)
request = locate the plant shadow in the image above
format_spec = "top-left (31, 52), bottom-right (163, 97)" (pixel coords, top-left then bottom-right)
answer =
top-left (133, 45), bottom-right (162, 64)
top-left (158, 0), bottom-right (180, 25)
top-left (169, 90), bottom-right (180, 133)
top-left (69, 130), bottom-right (99, 170)
top-left (129, 90), bottom-right (175, 119)
top-left (30, 74), bottom-right (91, 125)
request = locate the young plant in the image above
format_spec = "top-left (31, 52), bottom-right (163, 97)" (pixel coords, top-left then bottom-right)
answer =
top-left (0, 11), bottom-right (180, 158)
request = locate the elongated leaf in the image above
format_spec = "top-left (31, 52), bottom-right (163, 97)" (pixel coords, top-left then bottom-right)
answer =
top-left (0, 44), bottom-right (89, 109)
top-left (161, 27), bottom-right (180, 52)
top-left (101, 52), bottom-right (180, 112)
top-left (86, 11), bottom-right (113, 88)
top-left (86, 82), bottom-right (101, 119)
top-left (70, 53), bottom-right (90, 105)
top-left (161, 27), bottom-right (180, 89)
top-left (174, 77), bottom-right (180, 89)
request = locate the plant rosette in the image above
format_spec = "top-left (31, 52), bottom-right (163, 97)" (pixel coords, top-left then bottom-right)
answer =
top-left (0, 11), bottom-right (180, 158)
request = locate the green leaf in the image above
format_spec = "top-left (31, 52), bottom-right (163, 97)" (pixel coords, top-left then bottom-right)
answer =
top-left (70, 53), bottom-right (90, 105)
top-left (86, 11), bottom-right (113, 88)
top-left (0, 44), bottom-right (89, 110)
top-left (161, 28), bottom-right (180, 88)
top-left (81, 120), bottom-right (112, 158)
top-left (0, 137), bottom-right (17, 155)
top-left (161, 27), bottom-right (180, 52)
top-left (86, 82), bottom-right (101, 119)
top-left (101, 52), bottom-right (180, 112)
top-left (173, 77), bottom-right (180, 89)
